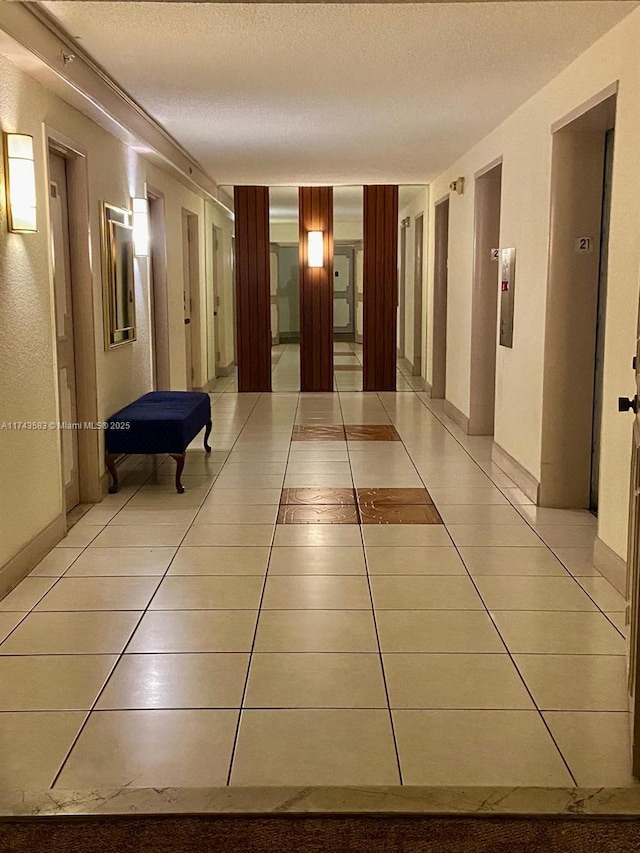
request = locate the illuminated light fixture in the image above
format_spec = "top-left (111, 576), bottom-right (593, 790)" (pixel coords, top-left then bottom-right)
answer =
top-left (132, 197), bottom-right (149, 256)
top-left (4, 133), bottom-right (37, 233)
top-left (307, 230), bottom-right (324, 268)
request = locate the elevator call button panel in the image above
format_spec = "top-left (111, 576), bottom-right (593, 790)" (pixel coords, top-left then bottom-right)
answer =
top-left (499, 248), bottom-right (516, 348)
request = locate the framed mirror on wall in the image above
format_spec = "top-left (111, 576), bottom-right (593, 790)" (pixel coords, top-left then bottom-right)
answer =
top-left (101, 202), bottom-right (136, 348)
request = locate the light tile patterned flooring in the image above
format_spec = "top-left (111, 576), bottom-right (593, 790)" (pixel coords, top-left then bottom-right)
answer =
top-left (0, 344), bottom-right (635, 790)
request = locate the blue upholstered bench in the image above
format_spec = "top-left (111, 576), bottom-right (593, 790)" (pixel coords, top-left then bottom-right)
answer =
top-left (105, 391), bottom-right (212, 494)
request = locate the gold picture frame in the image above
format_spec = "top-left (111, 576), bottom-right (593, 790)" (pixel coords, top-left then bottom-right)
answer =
top-left (101, 201), bottom-right (136, 349)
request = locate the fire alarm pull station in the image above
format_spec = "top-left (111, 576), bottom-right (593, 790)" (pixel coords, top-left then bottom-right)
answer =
top-left (499, 248), bottom-right (516, 348)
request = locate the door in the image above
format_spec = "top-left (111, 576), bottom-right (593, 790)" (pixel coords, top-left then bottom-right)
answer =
top-left (591, 129), bottom-right (614, 513)
top-left (627, 291), bottom-right (640, 777)
top-left (212, 226), bottom-right (222, 372)
top-left (398, 223), bottom-right (407, 356)
top-left (182, 215), bottom-right (193, 389)
top-left (182, 212), bottom-right (200, 390)
top-left (149, 193), bottom-right (170, 390)
top-left (270, 244), bottom-right (279, 345)
top-left (333, 247), bottom-right (355, 338)
top-left (49, 152), bottom-right (80, 512)
top-left (413, 213), bottom-right (424, 375)
top-left (432, 198), bottom-right (449, 398)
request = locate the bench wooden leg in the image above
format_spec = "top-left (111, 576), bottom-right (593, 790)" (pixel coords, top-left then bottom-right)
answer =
top-left (170, 453), bottom-right (186, 494)
top-left (106, 453), bottom-right (119, 494)
top-left (204, 419), bottom-right (212, 453)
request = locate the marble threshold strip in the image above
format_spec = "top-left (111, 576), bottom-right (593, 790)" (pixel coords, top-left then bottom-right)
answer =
top-left (2, 785), bottom-right (640, 818)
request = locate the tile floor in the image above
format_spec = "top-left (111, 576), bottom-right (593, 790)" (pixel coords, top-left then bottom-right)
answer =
top-left (0, 343), bottom-right (635, 790)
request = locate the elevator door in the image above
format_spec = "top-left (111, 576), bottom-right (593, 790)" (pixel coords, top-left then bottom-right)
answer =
top-left (49, 152), bottom-right (80, 513)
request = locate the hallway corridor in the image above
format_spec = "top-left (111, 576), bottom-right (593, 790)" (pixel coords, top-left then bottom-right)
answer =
top-left (0, 351), bottom-right (632, 792)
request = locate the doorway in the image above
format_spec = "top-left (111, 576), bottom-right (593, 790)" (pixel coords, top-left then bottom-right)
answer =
top-left (148, 191), bottom-right (170, 390)
top-left (49, 151), bottom-right (80, 513)
top-left (590, 129), bottom-right (614, 513)
top-left (412, 213), bottom-right (424, 376)
top-left (469, 162), bottom-right (502, 434)
top-left (432, 197), bottom-right (449, 399)
top-left (398, 220), bottom-right (408, 357)
top-left (181, 211), bottom-right (200, 390)
top-left (46, 134), bottom-right (100, 510)
top-left (333, 246), bottom-right (355, 340)
top-left (540, 94), bottom-right (616, 508)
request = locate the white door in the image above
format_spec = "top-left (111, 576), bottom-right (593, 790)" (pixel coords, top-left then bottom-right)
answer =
top-left (625, 282), bottom-right (640, 776)
top-left (270, 247), bottom-right (279, 344)
top-left (333, 249), bottom-right (354, 335)
top-left (49, 152), bottom-right (80, 511)
top-left (182, 214), bottom-right (193, 389)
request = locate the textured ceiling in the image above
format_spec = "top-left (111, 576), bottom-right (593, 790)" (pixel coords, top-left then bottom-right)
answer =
top-left (42, 1), bottom-right (637, 184)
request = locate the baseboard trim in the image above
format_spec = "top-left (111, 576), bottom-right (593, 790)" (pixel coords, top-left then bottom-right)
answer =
top-left (0, 513), bottom-right (66, 601)
top-left (492, 442), bottom-right (540, 503)
top-left (593, 537), bottom-right (627, 595)
top-left (356, 334), bottom-right (363, 344)
top-left (422, 380), bottom-right (432, 397)
top-left (216, 360), bottom-right (235, 378)
top-left (443, 399), bottom-right (470, 433)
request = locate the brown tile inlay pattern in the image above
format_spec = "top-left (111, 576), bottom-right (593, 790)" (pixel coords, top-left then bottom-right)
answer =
top-left (278, 487), bottom-right (443, 524)
top-left (292, 425), bottom-right (346, 441)
top-left (345, 425), bottom-right (401, 441)
top-left (356, 488), bottom-right (434, 506)
top-left (291, 424), bottom-right (402, 442)
top-left (333, 365), bottom-right (363, 371)
top-left (359, 503), bottom-right (443, 525)
top-left (281, 489), bottom-right (356, 506)
top-left (277, 505), bottom-right (360, 524)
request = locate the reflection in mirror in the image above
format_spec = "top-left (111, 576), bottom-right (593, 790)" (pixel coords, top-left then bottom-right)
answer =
top-left (269, 187), bottom-right (300, 391)
top-left (101, 202), bottom-right (136, 349)
top-left (397, 185), bottom-right (429, 389)
top-left (332, 186), bottom-right (364, 391)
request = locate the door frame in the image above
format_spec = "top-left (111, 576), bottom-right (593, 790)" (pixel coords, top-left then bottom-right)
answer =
top-left (147, 187), bottom-right (170, 390)
top-left (412, 212), bottom-right (425, 376)
top-left (431, 195), bottom-right (450, 399)
top-left (333, 243), bottom-right (356, 339)
top-left (45, 127), bottom-right (101, 511)
top-left (398, 220), bottom-right (408, 358)
top-left (469, 160), bottom-right (502, 435)
top-left (181, 209), bottom-right (201, 390)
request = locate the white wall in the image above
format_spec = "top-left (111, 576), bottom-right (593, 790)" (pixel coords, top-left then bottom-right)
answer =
top-left (425, 9), bottom-right (640, 560)
top-left (0, 53), bottom-right (230, 569)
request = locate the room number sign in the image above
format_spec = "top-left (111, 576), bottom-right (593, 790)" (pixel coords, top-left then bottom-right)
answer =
top-left (575, 237), bottom-right (594, 254)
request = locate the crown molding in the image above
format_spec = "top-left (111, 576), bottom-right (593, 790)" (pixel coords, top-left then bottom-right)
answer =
top-left (0, 2), bottom-right (233, 217)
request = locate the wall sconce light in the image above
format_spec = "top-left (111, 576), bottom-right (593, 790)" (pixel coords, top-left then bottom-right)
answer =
top-left (132, 197), bottom-right (149, 256)
top-left (401, 217), bottom-right (411, 229)
top-left (449, 177), bottom-right (465, 195)
top-left (307, 230), bottom-right (324, 268)
top-left (3, 133), bottom-right (37, 233)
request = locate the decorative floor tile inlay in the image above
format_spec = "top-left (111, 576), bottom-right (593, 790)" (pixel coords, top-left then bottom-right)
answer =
top-left (359, 503), bottom-right (443, 525)
top-left (345, 425), bottom-right (401, 441)
top-left (281, 489), bottom-right (356, 506)
top-left (357, 488), bottom-right (433, 506)
top-left (292, 426), bottom-right (346, 441)
top-left (277, 506), bottom-right (360, 525)
top-left (334, 365), bottom-right (363, 371)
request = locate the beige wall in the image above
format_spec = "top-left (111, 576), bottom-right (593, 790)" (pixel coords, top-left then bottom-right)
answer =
top-left (425, 9), bottom-right (640, 560)
top-left (0, 54), bottom-right (231, 570)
